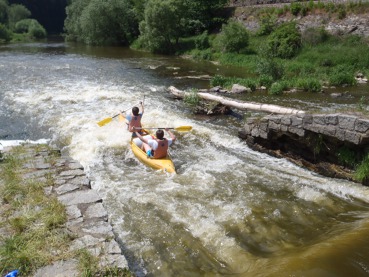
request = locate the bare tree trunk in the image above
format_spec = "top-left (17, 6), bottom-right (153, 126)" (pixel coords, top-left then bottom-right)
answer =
top-left (168, 86), bottom-right (306, 115)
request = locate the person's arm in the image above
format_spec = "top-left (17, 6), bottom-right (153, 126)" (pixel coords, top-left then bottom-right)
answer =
top-left (134, 129), bottom-right (149, 144)
top-left (165, 128), bottom-right (176, 143)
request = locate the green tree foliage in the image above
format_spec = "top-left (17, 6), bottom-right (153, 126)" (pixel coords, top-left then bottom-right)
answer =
top-left (213, 20), bottom-right (249, 53)
top-left (131, 0), bottom-right (146, 23)
top-left (8, 4), bottom-right (30, 30)
top-left (64, 0), bottom-right (138, 45)
top-left (0, 0), bottom-right (9, 25)
top-left (267, 22), bottom-right (302, 59)
top-left (63, 0), bottom-right (89, 42)
top-left (0, 22), bottom-right (11, 42)
top-left (195, 30), bottom-right (210, 50)
top-left (257, 14), bottom-right (277, 36)
top-left (181, 0), bottom-right (228, 33)
top-left (14, 18), bottom-right (46, 38)
top-left (138, 0), bottom-right (186, 53)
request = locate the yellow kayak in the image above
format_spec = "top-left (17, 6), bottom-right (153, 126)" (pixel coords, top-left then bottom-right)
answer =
top-left (130, 131), bottom-right (176, 174)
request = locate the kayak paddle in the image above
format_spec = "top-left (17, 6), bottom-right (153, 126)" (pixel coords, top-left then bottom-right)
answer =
top-left (135, 126), bottom-right (192, 132)
top-left (97, 105), bottom-right (137, 127)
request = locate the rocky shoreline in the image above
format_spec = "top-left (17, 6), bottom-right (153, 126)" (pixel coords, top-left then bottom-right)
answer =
top-left (0, 143), bottom-right (129, 276)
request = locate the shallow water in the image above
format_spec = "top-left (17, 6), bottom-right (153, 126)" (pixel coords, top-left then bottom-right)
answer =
top-left (1, 41), bottom-right (369, 276)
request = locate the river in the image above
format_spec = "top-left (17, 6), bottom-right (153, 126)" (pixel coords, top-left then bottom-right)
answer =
top-left (1, 41), bottom-right (369, 277)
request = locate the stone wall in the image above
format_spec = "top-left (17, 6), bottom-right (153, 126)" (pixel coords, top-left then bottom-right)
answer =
top-left (239, 113), bottom-right (369, 183)
top-left (230, 0), bottom-right (369, 37)
top-left (0, 144), bottom-right (129, 276)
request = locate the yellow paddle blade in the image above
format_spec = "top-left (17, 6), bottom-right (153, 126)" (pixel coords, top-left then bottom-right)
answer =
top-left (97, 117), bottom-right (112, 127)
top-left (174, 126), bottom-right (192, 132)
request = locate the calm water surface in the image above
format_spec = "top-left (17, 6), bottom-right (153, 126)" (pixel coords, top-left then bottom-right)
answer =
top-left (1, 41), bottom-right (369, 277)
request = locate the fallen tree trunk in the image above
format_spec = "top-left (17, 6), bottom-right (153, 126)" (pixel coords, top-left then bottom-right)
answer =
top-left (168, 86), bottom-right (305, 115)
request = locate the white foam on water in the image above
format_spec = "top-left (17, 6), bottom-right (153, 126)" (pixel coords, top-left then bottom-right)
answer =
top-left (3, 51), bottom-right (369, 276)
top-left (0, 139), bottom-right (50, 151)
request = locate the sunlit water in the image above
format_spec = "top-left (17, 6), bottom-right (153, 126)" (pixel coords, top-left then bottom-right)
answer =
top-left (1, 42), bottom-right (369, 276)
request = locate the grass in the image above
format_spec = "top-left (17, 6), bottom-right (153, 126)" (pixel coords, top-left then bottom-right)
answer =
top-left (0, 145), bottom-right (135, 277)
top-left (0, 147), bottom-right (71, 276)
top-left (176, 1), bottom-right (369, 94)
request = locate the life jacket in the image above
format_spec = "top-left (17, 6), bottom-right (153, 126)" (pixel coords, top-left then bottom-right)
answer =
top-left (152, 138), bottom-right (168, 159)
top-left (128, 114), bottom-right (142, 132)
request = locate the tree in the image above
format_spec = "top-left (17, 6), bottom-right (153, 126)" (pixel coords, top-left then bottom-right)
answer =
top-left (64, 0), bottom-right (138, 45)
top-left (9, 0), bottom-right (67, 34)
top-left (214, 20), bottom-right (249, 53)
top-left (0, 0), bottom-right (9, 25)
top-left (8, 3), bottom-right (30, 30)
top-left (182, 0), bottom-right (228, 33)
top-left (267, 22), bottom-right (302, 59)
top-left (64, 0), bottom-right (90, 42)
top-left (0, 22), bottom-right (11, 42)
top-left (14, 18), bottom-right (46, 38)
top-left (138, 0), bottom-right (186, 53)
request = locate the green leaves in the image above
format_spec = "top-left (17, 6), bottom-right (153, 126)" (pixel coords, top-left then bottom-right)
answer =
top-left (65, 0), bottom-right (138, 45)
top-left (214, 20), bottom-right (249, 54)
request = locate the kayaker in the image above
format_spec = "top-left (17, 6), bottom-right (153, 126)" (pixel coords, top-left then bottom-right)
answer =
top-left (134, 128), bottom-right (176, 159)
top-left (121, 102), bottom-right (144, 137)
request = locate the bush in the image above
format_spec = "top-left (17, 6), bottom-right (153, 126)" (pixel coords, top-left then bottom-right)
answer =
top-left (302, 27), bottom-right (330, 46)
top-left (355, 153), bottom-right (369, 183)
top-left (8, 4), bottom-right (31, 30)
top-left (258, 75), bottom-right (274, 88)
top-left (195, 30), bottom-right (210, 50)
top-left (267, 22), bottom-right (302, 59)
top-left (0, 23), bottom-right (11, 42)
top-left (268, 82), bottom-right (287, 95)
top-left (295, 78), bottom-right (322, 92)
top-left (184, 90), bottom-right (200, 106)
top-left (290, 2), bottom-right (302, 16)
top-left (256, 56), bottom-right (284, 81)
top-left (29, 23), bottom-right (46, 39)
top-left (329, 72), bottom-right (356, 86)
top-left (191, 49), bottom-right (213, 61)
top-left (14, 19), bottom-right (46, 38)
top-left (214, 20), bottom-right (249, 53)
top-left (337, 147), bottom-right (357, 167)
top-left (210, 75), bottom-right (256, 91)
top-left (211, 75), bottom-right (227, 87)
top-left (257, 14), bottom-right (276, 36)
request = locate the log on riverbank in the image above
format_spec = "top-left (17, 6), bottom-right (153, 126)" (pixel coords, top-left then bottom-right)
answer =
top-left (168, 86), bottom-right (306, 115)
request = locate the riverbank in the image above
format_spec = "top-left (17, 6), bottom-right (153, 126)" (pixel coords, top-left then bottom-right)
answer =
top-left (0, 143), bottom-right (132, 276)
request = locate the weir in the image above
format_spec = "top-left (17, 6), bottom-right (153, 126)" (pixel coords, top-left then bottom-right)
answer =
top-left (239, 113), bottom-right (369, 184)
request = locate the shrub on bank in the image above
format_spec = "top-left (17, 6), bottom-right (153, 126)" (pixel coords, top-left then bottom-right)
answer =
top-left (0, 23), bottom-right (11, 43)
top-left (211, 75), bottom-right (257, 91)
top-left (266, 22), bottom-right (301, 59)
top-left (14, 19), bottom-right (46, 39)
top-left (268, 81), bottom-right (288, 95)
top-left (295, 77), bottom-right (322, 92)
top-left (213, 20), bottom-right (249, 54)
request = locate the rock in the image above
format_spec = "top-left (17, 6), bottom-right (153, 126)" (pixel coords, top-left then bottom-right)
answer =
top-left (34, 260), bottom-right (79, 277)
top-left (231, 84), bottom-right (251, 94)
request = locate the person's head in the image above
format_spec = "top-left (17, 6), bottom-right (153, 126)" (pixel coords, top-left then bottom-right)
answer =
top-left (156, 129), bottom-right (164, 140)
top-left (132, 107), bottom-right (139, 116)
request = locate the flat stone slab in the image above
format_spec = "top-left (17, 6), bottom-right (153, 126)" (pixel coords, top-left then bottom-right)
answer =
top-left (34, 259), bottom-right (79, 277)
top-left (57, 190), bottom-right (102, 206)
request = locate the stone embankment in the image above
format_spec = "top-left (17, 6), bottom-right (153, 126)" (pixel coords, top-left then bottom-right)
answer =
top-left (230, 0), bottom-right (369, 37)
top-left (239, 113), bottom-right (369, 183)
top-left (0, 144), bottom-right (128, 276)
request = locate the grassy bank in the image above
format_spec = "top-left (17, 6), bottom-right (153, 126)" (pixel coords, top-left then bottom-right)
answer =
top-left (0, 145), bottom-right (133, 277)
top-left (177, 1), bottom-right (369, 95)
